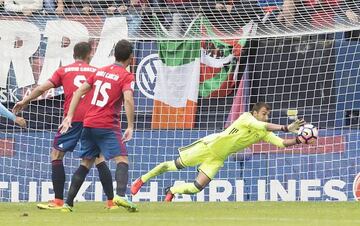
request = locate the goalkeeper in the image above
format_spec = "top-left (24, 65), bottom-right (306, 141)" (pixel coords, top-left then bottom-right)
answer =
top-left (131, 102), bottom-right (306, 201)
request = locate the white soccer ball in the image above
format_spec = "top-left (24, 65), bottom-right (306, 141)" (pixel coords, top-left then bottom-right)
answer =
top-left (297, 124), bottom-right (318, 144)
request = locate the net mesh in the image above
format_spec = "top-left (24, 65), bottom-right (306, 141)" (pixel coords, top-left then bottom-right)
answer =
top-left (0, 0), bottom-right (359, 202)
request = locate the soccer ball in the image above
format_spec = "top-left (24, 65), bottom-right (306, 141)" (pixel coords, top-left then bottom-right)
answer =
top-left (297, 124), bottom-right (318, 144)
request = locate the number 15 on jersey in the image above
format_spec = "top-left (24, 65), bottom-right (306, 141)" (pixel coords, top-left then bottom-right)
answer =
top-left (91, 80), bottom-right (111, 107)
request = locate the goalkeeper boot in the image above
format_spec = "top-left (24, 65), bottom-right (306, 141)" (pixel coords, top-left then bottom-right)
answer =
top-left (113, 195), bottom-right (138, 212)
top-left (105, 200), bottom-right (119, 210)
top-left (164, 187), bottom-right (174, 202)
top-left (37, 198), bottom-right (64, 210)
top-left (60, 204), bottom-right (73, 212)
top-left (131, 177), bottom-right (144, 195)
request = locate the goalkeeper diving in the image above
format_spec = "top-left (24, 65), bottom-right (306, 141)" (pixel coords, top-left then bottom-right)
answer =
top-left (131, 102), bottom-right (307, 201)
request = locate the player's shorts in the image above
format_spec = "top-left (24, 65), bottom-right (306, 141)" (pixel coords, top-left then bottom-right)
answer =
top-left (53, 122), bottom-right (83, 152)
top-left (79, 127), bottom-right (127, 160)
top-left (178, 140), bottom-right (225, 180)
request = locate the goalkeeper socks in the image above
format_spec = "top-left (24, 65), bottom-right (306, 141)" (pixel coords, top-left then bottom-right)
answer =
top-left (170, 182), bottom-right (201, 195)
top-left (96, 161), bottom-right (114, 200)
top-left (51, 159), bottom-right (65, 200)
top-left (141, 161), bottom-right (178, 183)
top-left (66, 165), bottom-right (89, 207)
top-left (115, 162), bottom-right (128, 197)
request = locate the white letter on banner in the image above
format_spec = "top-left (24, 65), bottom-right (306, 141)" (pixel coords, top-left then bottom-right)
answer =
top-left (257, 180), bottom-right (266, 201)
top-left (0, 182), bottom-right (8, 199)
top-left (28, 181), bottom-right (37, 202)
top-left (235, 180), bottom-right (244, 201)
top-left (172, 181), bottom-right (192, 202)
top-left (94, 181), bottom-right (103, 201)
top-left (0, 182), bottom-right (8, 190)
top-left (91, 17), bottom-right (128, 67)
top-left (324, 179), bottom-right (347, 201)
top-left (74, 181), bottom-right (91, 202)
top-left (209, 180), bottom-right (232, 201)
top-left (132, 182), bottom-right (158, 202)
top-left (0, 20), bottom-right (40, 88)
top-left (38, 20), bottom-right (89, 84)
top-left (11, 182), bottom-right (19, 202)
top-left (300, 179), bottom-right (321, 201)
top-left (41, 182), bottom-right (54, 202)
top-left (196, 188), bottom-right (205, 202)
top-left (270, 180), bottom-right (296, 201)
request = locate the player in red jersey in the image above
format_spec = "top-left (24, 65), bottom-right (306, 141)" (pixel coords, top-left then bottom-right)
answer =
top-left (13, 42), bottom-right (116, 210)
top-left (59, 39), bottom-right (137, 212)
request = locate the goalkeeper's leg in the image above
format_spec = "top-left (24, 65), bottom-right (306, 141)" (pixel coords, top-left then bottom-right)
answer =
top-left (131, 158), bottom-right (185, 195)
top-left (142, 158), bottom-right (185, 182)
top-left (165, 171), bottom-right (211, 202)
top-left (165, 158), bottom-right (223, 201)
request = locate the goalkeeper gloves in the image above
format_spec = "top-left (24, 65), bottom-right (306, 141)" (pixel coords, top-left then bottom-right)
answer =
top-left (281, 119), bottom-right (306, 134)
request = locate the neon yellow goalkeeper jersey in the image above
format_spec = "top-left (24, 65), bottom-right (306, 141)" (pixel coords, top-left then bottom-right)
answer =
top-left (201, 112), bottom-right (285, 159)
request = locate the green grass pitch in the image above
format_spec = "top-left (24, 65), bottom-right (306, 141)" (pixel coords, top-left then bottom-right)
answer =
top-left (1, 202), bottom-right (359, 226)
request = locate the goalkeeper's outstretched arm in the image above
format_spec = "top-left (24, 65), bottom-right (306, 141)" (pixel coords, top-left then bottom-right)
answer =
top-left (283, 138), bottom-right (302, 147)
top-left (263, 132), bottom-right (303, 148)
top-left (246, 112), bottom-right (305, 134)
top-left (265, 119), bottom-right (306, 133)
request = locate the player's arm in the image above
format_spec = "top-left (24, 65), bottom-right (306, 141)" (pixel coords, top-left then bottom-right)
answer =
top-left (248, 117), bottom-right (305, 134)
top-left (266, 119), bottom-right (305, 133)
top-left (59, 82), bottom-right (92, 134)
top-left (122, 90), bottom-right (134, 142)
top-left (12, 81), bottom-right (55, 114)
top-left (0, 103), bottom-right (26, 127)
top-left (263, 132), bottom-right (302, 148)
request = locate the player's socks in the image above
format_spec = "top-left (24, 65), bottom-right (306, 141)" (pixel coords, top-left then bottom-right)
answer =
top-left (105, 199), bottom-right (119, 210)
top-left (65, 165), bottom-right (89, 207)
top-left (114, 162), bottom-right (138, 212)
top-left (96, 161), bottom-right (114, 200)
top-left (52, 159), bottom-right (65, 200)
top-left (164, 187), bottom-right (174, 202)
top-left (37, 160), bottom-right (66, 210)
top-left (169, 182), bottom-right (200, 195)
top-left (115, 162), bottom-right (129, 197)
top-left (141, 161), bottom-right (178, 183)
top-left (130, 178), bottom-right (144, 195)
top-left (51, 198), bottom-right (64, 206)
top-left (133, 161), bottom-right (179, 195)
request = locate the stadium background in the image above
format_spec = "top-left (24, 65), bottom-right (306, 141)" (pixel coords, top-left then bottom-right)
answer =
top-left (0, 2), bottom-right (360, 202)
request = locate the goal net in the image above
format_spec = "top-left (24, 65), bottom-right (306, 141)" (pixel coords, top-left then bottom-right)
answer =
top-left (0, 0), bottom-right (359, 202)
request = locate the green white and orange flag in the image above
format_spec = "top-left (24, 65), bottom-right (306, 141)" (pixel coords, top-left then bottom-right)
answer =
top-left (151, 15), bottom-right (201, 129)
top-left (199, 20), bottom-right (253, 98)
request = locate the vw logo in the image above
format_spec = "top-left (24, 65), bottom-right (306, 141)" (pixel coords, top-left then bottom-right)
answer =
top-left (136, 54), bottom-right (161, 99)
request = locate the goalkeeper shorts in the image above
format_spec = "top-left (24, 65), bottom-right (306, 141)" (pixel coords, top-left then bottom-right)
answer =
top-left (178, 140), bottom-right (224, 179)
